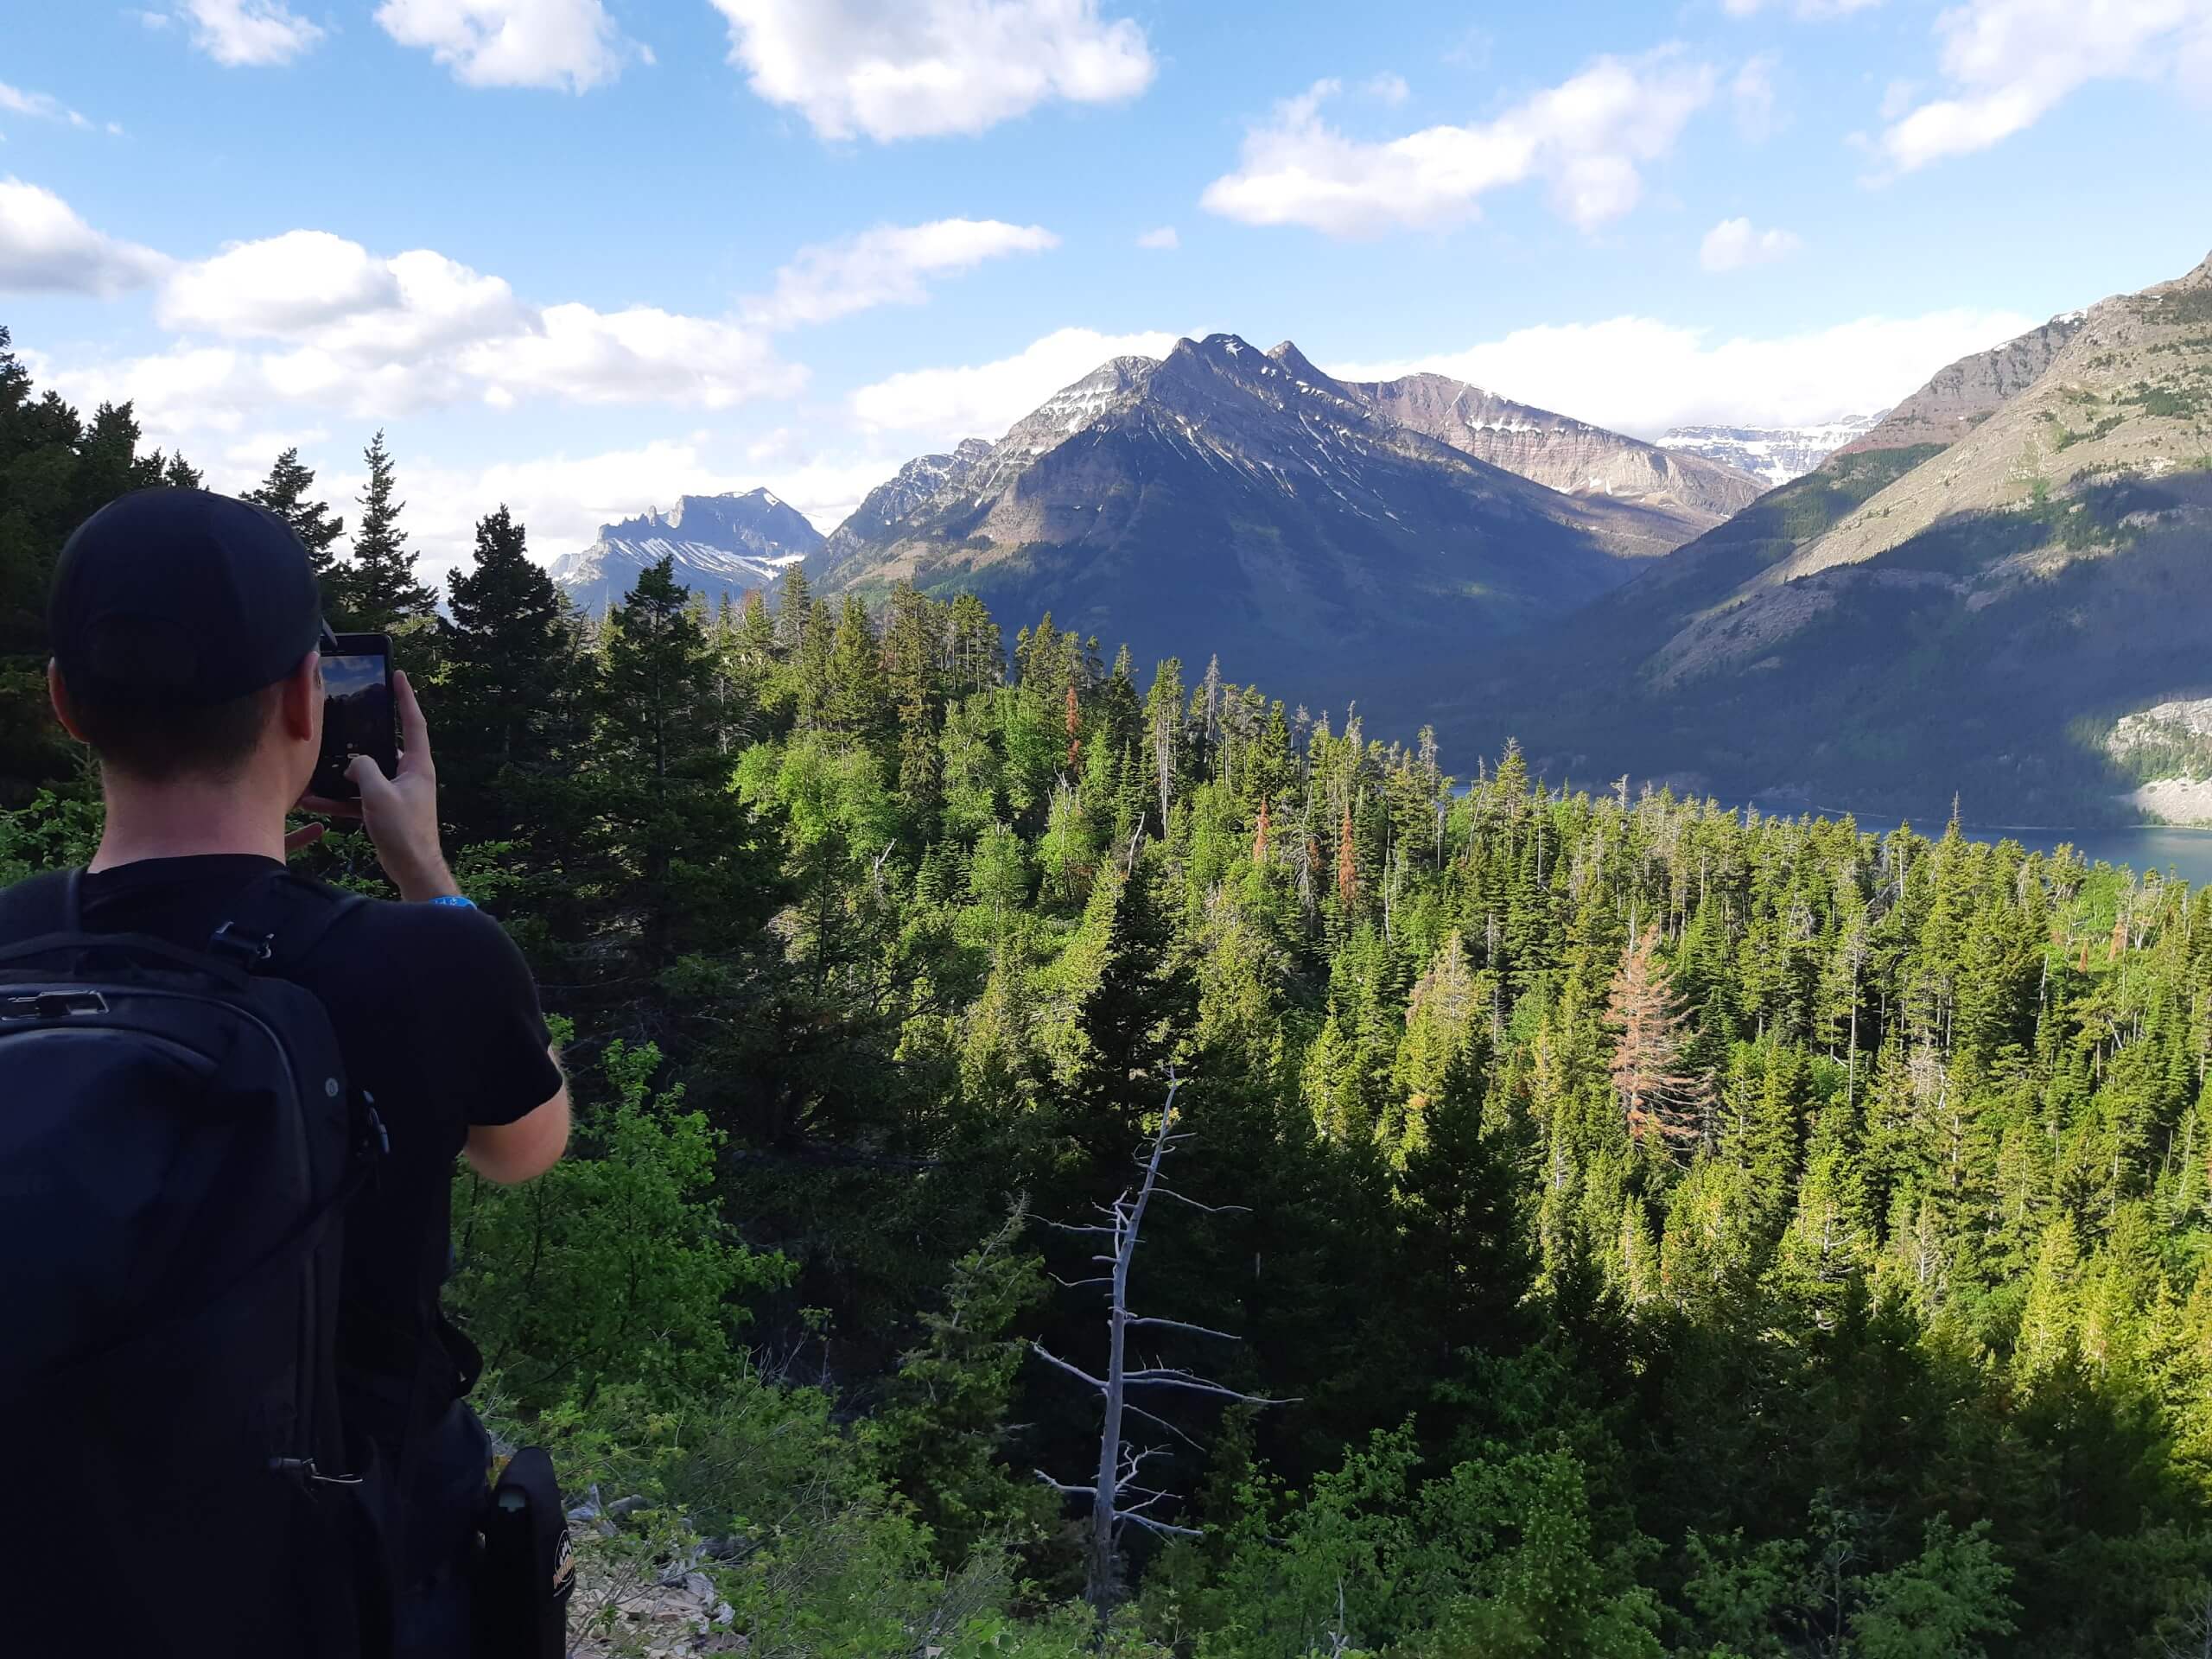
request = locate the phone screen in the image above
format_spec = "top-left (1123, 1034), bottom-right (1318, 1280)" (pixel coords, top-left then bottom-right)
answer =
top-left (313, 637), bottom-right (395, 800)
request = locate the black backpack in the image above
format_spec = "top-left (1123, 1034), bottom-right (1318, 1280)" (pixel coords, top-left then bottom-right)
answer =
top-left (0, 867), bottom-right (393, 1657)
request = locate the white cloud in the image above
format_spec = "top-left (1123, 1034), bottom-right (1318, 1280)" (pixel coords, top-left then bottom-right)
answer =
top-left (162, 230), bottom-right (408, 334)
top-left (374, 0), bottom-right (634, 92)
top-left (1200, 51), bottom-right (1716, 238)
top-left (1732, 54), bottom-right (1781, 140)
top-left (0, 178), bottom-right (171, 296)
top-left (1881, 0), bottom-right (2212, 173)
top-left (1700, 216), bottom-right (1802, 270)
top-left (1363, 72), bottom-right (1411, 105)
top-left (742, 442), bottom-right (920, 533)
top-left (750, 219), bottom-right (1058, 327)
top-left (1722, 0), bottom-right (1881, 16)
top-left (707, 0), bottom-right (1155, 142)
top-left (851, 324), bottom-right (1178, 445)
top-left (458, 303), bottom-right (797, 408)
top-left (1135, 226), bottom-right (1179, 250)
top-left (35, 218), bottom-right (800, 436)
top-left (0, 82), bottom-right (96, 130)
top-left (175, 0), bottom-right (326, 67)
top-left (1330, 308), bottom-right (2036, 435)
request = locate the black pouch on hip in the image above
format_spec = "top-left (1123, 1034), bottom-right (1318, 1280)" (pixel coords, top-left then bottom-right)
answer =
top-left (474, 1446), bottom-right (574, 1659)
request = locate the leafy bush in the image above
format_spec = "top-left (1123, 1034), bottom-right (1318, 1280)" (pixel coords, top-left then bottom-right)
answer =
top-left (451, 1032), bottom-right (789, 1412)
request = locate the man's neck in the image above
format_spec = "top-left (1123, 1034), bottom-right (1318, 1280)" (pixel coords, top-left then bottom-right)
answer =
top-left (88, 773), bottom-right (287, 872)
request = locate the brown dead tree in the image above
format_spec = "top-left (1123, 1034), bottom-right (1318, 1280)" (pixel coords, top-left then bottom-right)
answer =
top-left (1605, 925), bottom-right (1712, 1148)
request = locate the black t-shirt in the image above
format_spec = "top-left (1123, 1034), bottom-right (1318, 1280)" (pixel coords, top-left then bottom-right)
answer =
top-left (78, 854), bottom-right (562, 1445)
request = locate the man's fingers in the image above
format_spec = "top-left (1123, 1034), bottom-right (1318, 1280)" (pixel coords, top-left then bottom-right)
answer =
top-left (394, 670), bottom-right (434, 777)
top-left (347, 753), bottom-right (398, 807)
top-left (283, 822), bottom-right (327, 857)
top-left (297, 792), bottom-right (365, 820)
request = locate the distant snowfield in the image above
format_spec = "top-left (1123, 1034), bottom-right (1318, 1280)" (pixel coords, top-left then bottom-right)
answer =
top-left (1656, 416), bottom-right (1883, 486)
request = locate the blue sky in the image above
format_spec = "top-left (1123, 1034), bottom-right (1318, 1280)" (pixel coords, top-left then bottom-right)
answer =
top-left (3, 0), bottom-right (2209, 572)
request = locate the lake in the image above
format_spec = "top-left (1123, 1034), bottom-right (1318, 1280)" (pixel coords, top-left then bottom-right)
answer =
top-left (1764, 810), bottom-right (2212, 887)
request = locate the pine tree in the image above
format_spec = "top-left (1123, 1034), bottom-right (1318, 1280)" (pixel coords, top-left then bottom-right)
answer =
top-left (599, 555), bottom-right (712, 785)
top-left (1053, 855), bottom-right (1196, 1177)
top-left (735, 587), bottom-right (779, 675)
top-left (440, 505), bottom-right (569, 835)
top-left (245, 446), bottom-right (346, 608)
top-left (775, 564), bottom-right (812, 652)
top-left (345, 430), bottom-right (435, 631)
top-left (823, 594), bottom-right (891, 743)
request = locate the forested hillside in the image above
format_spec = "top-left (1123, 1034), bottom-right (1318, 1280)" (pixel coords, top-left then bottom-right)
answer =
top-left (6, 331), bottom-right (2212, 1657)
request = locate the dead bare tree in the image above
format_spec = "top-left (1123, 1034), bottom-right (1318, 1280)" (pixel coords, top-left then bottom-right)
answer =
top-left (1031, 1075), bottom-right (1279, 1612)
top-left (1605, 925), bottom-right (1713, 1150)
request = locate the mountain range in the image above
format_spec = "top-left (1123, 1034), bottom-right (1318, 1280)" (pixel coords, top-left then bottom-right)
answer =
top-left (550, 488), bottom-right (820, 614)
top-left (553, 250), bottom-right (2212, 822)
top-left (798, 335), bottom-right (1784, 714)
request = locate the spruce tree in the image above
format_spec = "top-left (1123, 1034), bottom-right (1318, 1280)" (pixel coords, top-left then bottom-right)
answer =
top-left (599, 555), bottom-right (710, 785)
top-left (441, 505), bottom-right (568, 836)
top-left (823, 594), bottom-right (892, 745)
top-left (245, 446), bottom-right (346, 610)
top-left (346, 431), bottom-right (435, 632)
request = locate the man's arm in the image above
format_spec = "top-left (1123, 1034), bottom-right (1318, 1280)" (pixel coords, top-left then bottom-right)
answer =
top-left (315, 671), bottom-right (571, 1179)
top-left (466, 1052), bottom-right (570, 1184)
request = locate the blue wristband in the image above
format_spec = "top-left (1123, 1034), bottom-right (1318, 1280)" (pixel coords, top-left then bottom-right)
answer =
top-left (429, 893), bottom-right (475, 910)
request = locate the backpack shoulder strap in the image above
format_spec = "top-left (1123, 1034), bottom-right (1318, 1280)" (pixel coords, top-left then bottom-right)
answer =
top-left (209, 869), bottom-right (370, 978)
top-left (0, 869), bottom-right (82, 944)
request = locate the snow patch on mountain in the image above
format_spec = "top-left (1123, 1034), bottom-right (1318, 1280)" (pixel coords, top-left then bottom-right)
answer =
top-left (552, 488), bottom-right (823, 613)
top-left (1656, 416), bottom-right (1884, 486)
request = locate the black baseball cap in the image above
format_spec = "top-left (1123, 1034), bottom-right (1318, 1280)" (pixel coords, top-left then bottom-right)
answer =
top-left (49, 487), bottom-right (331, 709)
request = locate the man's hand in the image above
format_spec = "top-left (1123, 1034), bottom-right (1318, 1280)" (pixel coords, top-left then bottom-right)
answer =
top-left (302, 671), bottom-right (457, 903)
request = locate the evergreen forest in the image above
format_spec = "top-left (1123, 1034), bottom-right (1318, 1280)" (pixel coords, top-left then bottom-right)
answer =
top-left (7, 332), bottom-right (2212, 1658)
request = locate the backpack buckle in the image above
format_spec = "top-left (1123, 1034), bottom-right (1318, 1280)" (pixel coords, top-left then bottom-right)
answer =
top-left (209, 923), bottom-right (276, 966)
top-left (269, 1456), bottom-right (363, 1488)
top-left (3, 990), bottom-right (110, 1020)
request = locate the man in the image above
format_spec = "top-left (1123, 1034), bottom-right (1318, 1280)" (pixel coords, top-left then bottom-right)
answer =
top-left (35, 487), bottom-right (570, 1649)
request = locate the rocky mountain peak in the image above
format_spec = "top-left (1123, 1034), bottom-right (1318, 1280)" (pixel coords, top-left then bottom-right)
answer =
top-left (1836, 311), bottom-right (2088, 455)
top-left (1344, 370), bottom-right (1764, 527)
top-left (556, 487), bottom-right (822, 615)
top-left (1263, 340), bottom-right (1328, 382)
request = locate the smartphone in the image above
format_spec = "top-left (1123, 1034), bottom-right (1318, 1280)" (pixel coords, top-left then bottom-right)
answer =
top-left (313, 633), bottom-right (397, 801)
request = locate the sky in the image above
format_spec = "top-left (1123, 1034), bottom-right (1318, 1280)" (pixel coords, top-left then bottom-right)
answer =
top-left (3, 0), bottom-right (2210, 577)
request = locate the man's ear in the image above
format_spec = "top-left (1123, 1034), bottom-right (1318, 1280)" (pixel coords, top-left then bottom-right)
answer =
top-left (47, 660), bottom-right (87, 743)
top-left (279, 650), bottom-right (321, 744)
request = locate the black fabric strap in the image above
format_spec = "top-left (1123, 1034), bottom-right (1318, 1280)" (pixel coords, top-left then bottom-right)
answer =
top-left (0, 869), bottom-right (79, 944)
top-left (210, 869), bottom-right (369, 978)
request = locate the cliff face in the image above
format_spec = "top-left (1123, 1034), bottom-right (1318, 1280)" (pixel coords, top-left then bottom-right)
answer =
top-left (1346, 371), bottom-right (1765, 524)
